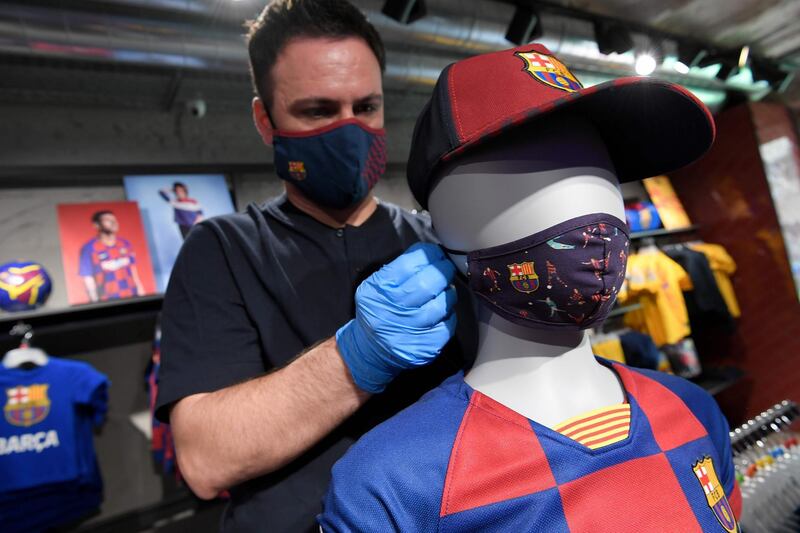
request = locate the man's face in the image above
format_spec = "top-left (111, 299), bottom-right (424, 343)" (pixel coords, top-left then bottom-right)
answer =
top-left (265, 36), bottom-right (384, 134)
top-left (96, 214), bottom-right (119, 234)
top-left (174, 186), bottom-right (188, 199)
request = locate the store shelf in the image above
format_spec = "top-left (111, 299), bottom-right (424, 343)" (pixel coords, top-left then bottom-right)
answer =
top-left (606, 303), bottom-right (641, 319)
top-left (691, 366), bottom-right (745, 397)
top-left (75, 490), bottom-right (225, 533)
top-left (630, 225), bottom-right (700, 240)
top-left (0, 295), bottom-right (163, 353)
top-left (0, 294), bottom-right (163, 327)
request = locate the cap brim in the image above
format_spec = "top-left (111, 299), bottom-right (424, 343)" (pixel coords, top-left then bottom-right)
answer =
top-left (442, 77), bottom-right (716, 185)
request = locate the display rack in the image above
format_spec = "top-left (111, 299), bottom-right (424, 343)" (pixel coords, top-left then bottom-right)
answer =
top-left (0, 295), bottom-right (163, 354)
top-left (730, 400), bottom-right (799, 448)
top-left (75, 490), bottom-right (224, 533)
top-left (606, 303), bottom-right (641, 319)
top-left (690, 366), bottom-right (745, 397)
top-left (629, 225), bottom-right (700, 240)
top-left (0, 294), bottom-right (163, 327)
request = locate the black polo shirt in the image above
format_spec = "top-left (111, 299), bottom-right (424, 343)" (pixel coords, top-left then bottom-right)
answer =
top-left (155, 193), bottom-right (474, 532)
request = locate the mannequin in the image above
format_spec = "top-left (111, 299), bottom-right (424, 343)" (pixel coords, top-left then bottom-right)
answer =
top-left (320, 44), bottom-right (741, 533)
top-left (428, 112), bottom-right (625, 428)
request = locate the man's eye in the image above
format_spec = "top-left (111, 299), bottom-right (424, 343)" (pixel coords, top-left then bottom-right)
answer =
top-left (304, 108), bottom-right (333, 118)
top-left (355, 103), bottom-right (378, 114)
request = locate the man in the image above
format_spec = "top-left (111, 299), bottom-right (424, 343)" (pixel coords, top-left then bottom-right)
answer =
top-left (78, 210), bottom-right (145, 302)
top-left (154, 1), bottom-right (471, 531)
top-left (158, 182), bottom-right (204, 239)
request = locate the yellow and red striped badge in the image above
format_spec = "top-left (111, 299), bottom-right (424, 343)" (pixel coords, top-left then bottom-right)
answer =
top-left (553, 403), bottom-right (631, 450)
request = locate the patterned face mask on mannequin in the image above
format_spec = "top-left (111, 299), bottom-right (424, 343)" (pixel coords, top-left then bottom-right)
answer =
top-left (273, 118), bottom-right (387, 209)
top-left (444, 213), bottom-right (629, 330)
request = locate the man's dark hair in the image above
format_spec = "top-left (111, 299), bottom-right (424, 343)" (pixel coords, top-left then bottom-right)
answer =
top-left (91, 210), bottom-right (114, 225)
top-left (246, 0), bottom-right (386, 109)
top-left (173, 181), bottom-right (188, 192)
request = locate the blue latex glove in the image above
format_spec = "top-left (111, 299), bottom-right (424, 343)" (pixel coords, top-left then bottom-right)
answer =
top-left (336, 242), bottom-right (458, 393)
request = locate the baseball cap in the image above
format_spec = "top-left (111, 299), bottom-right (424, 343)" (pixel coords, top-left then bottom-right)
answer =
top-left (407, 43), bottom-right (716, 209)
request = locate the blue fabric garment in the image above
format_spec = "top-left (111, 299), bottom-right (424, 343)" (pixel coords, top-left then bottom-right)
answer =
top-left (619, 331), bottom-right (662, 370)
top-left (319, 359), bottom-right (740, 532)
top-left (0, 357), bottom-right (108, 530)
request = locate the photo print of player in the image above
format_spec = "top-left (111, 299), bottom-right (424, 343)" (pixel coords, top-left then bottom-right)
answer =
top-left (56, 201), bottom-right (157, 305)
top-left (124, 174), bottom-right (235, 292)
top-left (159, 182), bottom-right (204, 239)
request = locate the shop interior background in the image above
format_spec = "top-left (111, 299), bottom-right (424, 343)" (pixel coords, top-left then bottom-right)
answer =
top-left (0, 0), bottom-right (799, 531)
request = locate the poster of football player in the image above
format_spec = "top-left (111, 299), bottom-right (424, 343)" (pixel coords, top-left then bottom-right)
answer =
top-left (123, 174), bottom-right (235, 292)
top-left (56, 201), bottom-right (157, 305)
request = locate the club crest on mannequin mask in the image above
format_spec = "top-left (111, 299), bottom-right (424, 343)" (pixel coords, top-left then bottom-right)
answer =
top-left (444, 213), bottom-right (629, 330)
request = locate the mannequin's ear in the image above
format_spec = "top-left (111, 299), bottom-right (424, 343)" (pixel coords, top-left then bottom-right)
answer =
top-left (252, 97), bottom-right (273, 146)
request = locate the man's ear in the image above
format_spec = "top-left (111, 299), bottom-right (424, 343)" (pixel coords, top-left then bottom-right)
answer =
top-left (252, 97), bottom-right (274, 146)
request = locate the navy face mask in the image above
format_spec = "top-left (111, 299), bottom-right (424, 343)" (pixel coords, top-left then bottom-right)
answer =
top-left (444, 213), bottom-right (629, 330)
top-left (273, 118), bottom-right (387, 209)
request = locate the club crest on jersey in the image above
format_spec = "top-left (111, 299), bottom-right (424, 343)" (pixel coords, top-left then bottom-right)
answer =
top-left (288, 161), bottom-right (307, 181)
top-left (4, 385), bottom-right (50, 427)
top-left (693, 456), bottom-right (739, 532)
top-left (508, 262), bottom-right (539, 293)
top-left (514, 51), bottom-right (583, 93)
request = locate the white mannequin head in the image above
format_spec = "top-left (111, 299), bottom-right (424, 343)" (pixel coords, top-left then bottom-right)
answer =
top-left (428, 112), bottom-right (625, 272)
top-left (426, 112), bottom-right (630, 422)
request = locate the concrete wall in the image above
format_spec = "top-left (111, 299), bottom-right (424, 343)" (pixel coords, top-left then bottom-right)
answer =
top-left (0, 103), bottom-right (417, 172)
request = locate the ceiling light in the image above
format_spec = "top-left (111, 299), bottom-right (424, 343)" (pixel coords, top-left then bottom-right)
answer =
top-left (738, 46), bottom-right (750, 69)
top-left (381, 0), bottom-right (426, 24)
top-left (594, 21), bottom-right (633, 55)
top-left (505, 6), bottom-right (543, 45)
top-left (635, 54), bottom-right (657, 76)
top-left (674, 61), bottom-right (690, 74)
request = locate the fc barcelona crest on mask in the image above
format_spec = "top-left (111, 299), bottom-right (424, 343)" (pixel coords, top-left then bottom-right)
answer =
top-left (692, 456), bottom-right (739, 532)
top-left (514, 51), bottom-right (583, 93)
top-left (508, 262), bottom-right (539, 293)
top-left (4, 384), bottom-right (51, 427)
top-left (288, 161), bottom-right (307, 181)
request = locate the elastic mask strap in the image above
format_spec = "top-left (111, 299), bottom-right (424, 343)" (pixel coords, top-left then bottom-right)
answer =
top-left (441, 245), bottom-right (469, 257)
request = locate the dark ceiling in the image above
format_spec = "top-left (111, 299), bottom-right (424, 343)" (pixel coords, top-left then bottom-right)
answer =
top-left (0, 0), bottom-right (798, 114)
top-left (541, 0), bottom-right (800, 108)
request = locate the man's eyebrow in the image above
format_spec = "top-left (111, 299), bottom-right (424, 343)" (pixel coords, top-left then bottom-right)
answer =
top-left (355, 93), bottom-right (383, 104)
top-left (289, 98), bottom-right (339, 109)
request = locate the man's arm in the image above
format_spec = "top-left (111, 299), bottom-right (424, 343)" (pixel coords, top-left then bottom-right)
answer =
top-left (82, 276), bottom-right (99, 302)
top-left (129, 264), bottom-right (145, 295)
top-left (171, 337), bottom-right (367, 499)
top-left (162, 236), bottom-right (455, 500)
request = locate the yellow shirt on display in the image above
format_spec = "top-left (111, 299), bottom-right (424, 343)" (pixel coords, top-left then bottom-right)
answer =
top-left (689, 243), bottom-right (741, 318)
top-left (618, 250), bottom-right (692, 346)
top-left (591, 337), bottom-right (626, 364)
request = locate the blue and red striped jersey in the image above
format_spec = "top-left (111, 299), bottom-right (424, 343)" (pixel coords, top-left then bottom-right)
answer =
top-left (320, 359), bottom-right (741, 532)
top-left (78, 237), bottom-right (138, 300)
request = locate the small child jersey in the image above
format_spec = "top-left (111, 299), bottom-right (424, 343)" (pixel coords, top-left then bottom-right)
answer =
top-left (0, 358), bottom-right (107, 531)
top-left (159, 191), bottom-right (203, 228)
top-left (320, 359), bottom-right (741, 532)
top-left (0, 358), bottom-right (107, 491)
top-left (78, 237), bottom-right (138, 300)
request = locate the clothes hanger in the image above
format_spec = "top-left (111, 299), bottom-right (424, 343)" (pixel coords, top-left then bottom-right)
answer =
top-left (635, 236), bottom-right (660, 254)
top-left (3, 323), bottom-right (48, 369)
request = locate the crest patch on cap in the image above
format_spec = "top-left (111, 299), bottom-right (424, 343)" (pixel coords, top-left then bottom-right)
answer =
top-left (514, 51), bottom-right (583, 93)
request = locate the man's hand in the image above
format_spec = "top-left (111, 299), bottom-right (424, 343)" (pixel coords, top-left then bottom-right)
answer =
top-left (336, 242), bottom-right (457, 393)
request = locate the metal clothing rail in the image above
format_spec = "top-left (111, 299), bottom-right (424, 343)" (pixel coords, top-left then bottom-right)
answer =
top-left (730, 400), bottom-right (799, 448)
